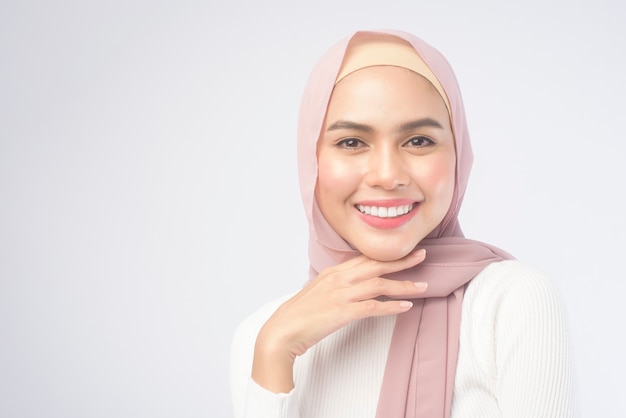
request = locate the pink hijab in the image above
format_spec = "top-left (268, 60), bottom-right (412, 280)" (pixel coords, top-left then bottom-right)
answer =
top-left (296, 30), bottom-right (513, 417)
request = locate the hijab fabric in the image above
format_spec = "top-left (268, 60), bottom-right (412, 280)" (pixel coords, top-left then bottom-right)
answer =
top-left (296, 30), bottom-right (513, 418)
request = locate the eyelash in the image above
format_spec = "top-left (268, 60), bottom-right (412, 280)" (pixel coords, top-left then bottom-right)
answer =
top-left (336, 138), bottom-right (364, 148)
top-left (404, 136), bottom-right (435, 147)
top-left (335, 136), bottom-right (435, 148)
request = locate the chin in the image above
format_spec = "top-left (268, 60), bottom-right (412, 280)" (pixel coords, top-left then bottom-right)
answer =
top-left (359, 244), bottom-right (415, 262)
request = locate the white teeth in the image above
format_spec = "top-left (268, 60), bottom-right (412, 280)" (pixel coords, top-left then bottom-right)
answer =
top-left (356, 204), bottom-right (415, 218)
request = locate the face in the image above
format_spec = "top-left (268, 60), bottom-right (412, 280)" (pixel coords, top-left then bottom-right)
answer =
top-left (315, 66), bottom-right (456, 261)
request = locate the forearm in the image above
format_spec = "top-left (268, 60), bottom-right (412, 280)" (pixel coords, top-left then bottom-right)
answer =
top-left (230, 295), bottom-right (302, 418)
top-left (251, 329), bottom-right (296, 394)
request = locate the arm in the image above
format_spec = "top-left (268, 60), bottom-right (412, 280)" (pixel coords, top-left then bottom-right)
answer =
top-left (231, 295), bottom-right (300, 418)
top-left (251, 250), bottom-right (428, 394)
top-left (230, 250), bottom-right (429, 417)
top-left (494, 265), bottom-right (578, 417)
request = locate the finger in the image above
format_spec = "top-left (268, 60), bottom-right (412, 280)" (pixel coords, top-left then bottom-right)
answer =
top-left (345, 277), bottom-right (428, 302)
top-left (306, 255), bottom-right (373, 290)
top-left (327, 247), bottom-right (425, 276)
top-left (324, 254), bottom-right (370, 274)
top-left (341, 249), bottom-right (427, 284)
top-left (349, 298), bottom-right (414, 319)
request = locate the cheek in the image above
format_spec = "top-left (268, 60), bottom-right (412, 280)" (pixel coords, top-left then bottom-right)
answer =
top-left (420, 152), bottom-right (456, 203)
top-left (316, 155), bottom-right (361, 203)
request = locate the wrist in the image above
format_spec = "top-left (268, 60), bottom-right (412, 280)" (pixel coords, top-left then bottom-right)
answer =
top-left (252, 334), bottom-right (296, 394)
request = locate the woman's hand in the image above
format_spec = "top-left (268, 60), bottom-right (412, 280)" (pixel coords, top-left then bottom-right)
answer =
top-left (251, 249), bottom-right (428, 393)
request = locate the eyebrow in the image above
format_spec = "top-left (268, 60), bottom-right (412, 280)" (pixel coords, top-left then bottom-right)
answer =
top-left (326, 120), bottom-right (374, 133)
top-left (326, 117), bottom-right (444, 133)
top-left (397, 118), bottom-right (444, 131)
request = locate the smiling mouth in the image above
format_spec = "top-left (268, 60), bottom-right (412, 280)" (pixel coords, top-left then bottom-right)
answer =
top-left (355, 203), bottom-right (418, 218)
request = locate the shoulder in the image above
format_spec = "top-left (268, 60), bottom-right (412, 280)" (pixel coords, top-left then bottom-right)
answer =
top-left (466, 259), bottom-right (565, 312)
top-left (471, 259), bottom-right (555, 289)
top-left (457, 262), bottom-right (578, 416)
top-left (461, 259), bottom-right (570, 352)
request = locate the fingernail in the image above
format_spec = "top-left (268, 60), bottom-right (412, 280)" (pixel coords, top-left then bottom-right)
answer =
top-left (414, 282), bottom-right (428, 289)
top-left (413, 249), bottom-right (426, 257)
top-left (400, 301), bottom-right (413, 309)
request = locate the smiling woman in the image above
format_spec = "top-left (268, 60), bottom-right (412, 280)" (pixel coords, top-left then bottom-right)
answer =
top-left (230, 30), bottom-right (578, 418)
top-left (317, 65), bottom-right (456, 261)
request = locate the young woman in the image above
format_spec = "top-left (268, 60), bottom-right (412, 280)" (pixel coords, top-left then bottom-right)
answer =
top-left (230, 30), bottom-right (577, 418)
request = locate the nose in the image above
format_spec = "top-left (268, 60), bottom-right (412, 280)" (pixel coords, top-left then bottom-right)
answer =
top-left (364, 146), bottom-right (410, 190)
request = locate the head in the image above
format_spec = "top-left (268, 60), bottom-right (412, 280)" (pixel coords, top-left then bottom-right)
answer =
top-left (298, 31), bottom-right (473, 266)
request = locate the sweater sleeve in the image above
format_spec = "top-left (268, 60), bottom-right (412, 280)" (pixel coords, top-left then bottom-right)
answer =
top-left (491, 262), bottom-right (578, 417)
top-left (240, 378), bottom-right (301, 417)
top-left (230, 294), bottom-right (301, 418)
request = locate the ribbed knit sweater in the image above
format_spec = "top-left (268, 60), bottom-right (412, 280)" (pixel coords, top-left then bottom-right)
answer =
top-left (230, 260), bottom-right (578, 417)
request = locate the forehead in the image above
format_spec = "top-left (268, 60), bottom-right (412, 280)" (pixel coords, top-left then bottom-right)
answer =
top-left (326, 66), bottom-right (449, 122)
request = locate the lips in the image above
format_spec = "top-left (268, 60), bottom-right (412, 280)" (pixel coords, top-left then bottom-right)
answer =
top-left (354, 200), bottom-right (419, 229)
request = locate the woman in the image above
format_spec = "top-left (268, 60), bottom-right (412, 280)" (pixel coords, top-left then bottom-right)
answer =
top-left (230, 30), bottom-right (577, 417)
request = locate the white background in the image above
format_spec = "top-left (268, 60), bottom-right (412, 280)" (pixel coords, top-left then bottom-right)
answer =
top-left (1, 0), bottom-right (624, 417)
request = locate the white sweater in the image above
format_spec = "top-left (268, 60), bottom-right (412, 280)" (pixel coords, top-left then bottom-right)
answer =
top-left (230, 260), bottom-right (578, 418)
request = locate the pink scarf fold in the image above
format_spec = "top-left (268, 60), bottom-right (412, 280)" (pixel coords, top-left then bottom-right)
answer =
top-left (297, 30), bottom-right (513, 418)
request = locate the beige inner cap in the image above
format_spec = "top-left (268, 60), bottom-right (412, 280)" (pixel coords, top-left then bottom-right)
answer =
top-left (336, 32), bottom-right (451, 112)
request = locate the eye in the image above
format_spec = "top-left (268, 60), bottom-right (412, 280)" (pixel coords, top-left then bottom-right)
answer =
top-left (404, 136), bottom-right (434, 147)
top-left (336, 137), bottom-right (366, 149)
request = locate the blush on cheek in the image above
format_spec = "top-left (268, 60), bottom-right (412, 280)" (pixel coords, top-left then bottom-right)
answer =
top-left (422, 154), bottom-right (456, 209)
top-left (317, 158), bottom-right (360, 194)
